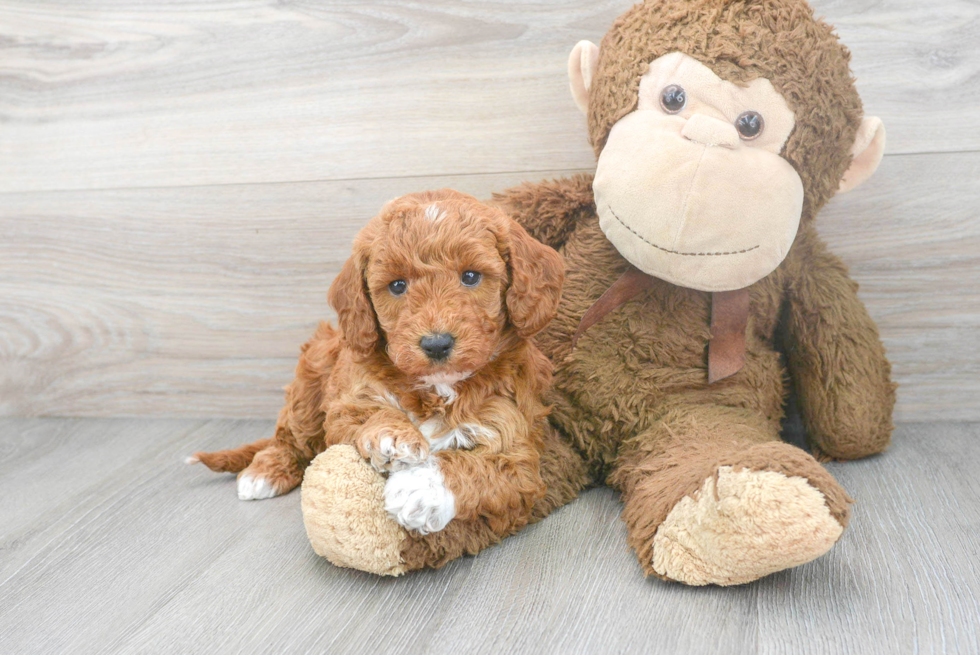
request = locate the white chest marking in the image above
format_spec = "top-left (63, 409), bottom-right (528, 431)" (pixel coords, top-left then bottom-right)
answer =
top-left (417, 371), bottom-right (472, 404)
top-left (418, 416), bottom-right (495, 452)
top-left (373, 383), bottom-right (495, 451)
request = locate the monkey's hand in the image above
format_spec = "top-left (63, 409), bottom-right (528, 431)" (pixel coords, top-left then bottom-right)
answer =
top-left (782, 228), bottom-right (896, 460)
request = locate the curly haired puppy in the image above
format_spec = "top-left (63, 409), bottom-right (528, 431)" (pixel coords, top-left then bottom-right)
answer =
top-left (189, 189), bottom-right (564, 535)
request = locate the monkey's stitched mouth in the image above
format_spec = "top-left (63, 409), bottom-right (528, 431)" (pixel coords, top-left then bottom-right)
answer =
top-left (605, 205), bottom-right (760, 257)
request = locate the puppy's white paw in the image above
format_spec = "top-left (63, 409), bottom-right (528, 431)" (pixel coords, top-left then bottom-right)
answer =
top-left (384, 459), bottom-right (455, 534)
top-left (237, 474), bottom-right (280, 501)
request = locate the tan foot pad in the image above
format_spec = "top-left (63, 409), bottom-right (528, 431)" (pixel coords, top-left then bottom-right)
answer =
top-left (301, 445), bottom-right (408, 576)
top-left (652, 466), bottom-right (844, 586)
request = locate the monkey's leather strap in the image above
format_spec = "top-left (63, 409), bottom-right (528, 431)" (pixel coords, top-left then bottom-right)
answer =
top-left (571, 267), bottom-right (657, 349)
top-left (707, 287), bottom-right (750, 384)
top-left (571, 267), bottom-right (749, 384)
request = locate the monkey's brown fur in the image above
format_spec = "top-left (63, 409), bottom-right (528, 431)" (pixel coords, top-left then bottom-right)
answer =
top-left (488, 0), bottom-right (895, 581)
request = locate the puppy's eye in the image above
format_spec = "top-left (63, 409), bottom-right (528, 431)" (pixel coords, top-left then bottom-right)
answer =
top-left (660, 85), bottom-right (686, 114)
top-left (736, 111), bottom-right (764, 140)
top-left (461, 271), bottom-right (482, 287)
top-left (388, 280), bottom-right (408, 296)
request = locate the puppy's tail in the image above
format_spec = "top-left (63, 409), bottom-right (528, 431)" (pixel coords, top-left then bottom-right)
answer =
top-left (186, 438), bottom-right (272, 473)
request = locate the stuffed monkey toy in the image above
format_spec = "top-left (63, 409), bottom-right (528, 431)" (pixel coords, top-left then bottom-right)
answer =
top-left (302, 0), bottom-right (895, 585)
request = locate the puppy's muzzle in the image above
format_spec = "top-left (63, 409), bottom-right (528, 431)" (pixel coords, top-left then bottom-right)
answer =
top-left (419, 333), bottom-right (455, 361)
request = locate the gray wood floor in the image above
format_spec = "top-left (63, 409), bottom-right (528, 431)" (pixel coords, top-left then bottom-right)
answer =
top-left (1, 418), bottom-right (978, 655)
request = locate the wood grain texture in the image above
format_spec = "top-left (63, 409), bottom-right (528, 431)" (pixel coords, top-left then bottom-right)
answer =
top-left (757, 422), bottom-right (980, 655)
top-left (1, 0), bottom-right (978, 193)
top-left (2, 154), bottom-right (977, 420)
top-left (0, 418), bottom-right (977, 654)
top-left (818, 151), bottom-right (980, 421)
top-left (1, 0), bottom-right (978, 420)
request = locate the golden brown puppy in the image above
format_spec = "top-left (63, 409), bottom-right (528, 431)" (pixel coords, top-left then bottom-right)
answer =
top-left (188, 189), bottom-right (564, 535)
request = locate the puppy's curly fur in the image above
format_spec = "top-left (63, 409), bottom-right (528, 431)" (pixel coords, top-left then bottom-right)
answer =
top-left (191, 189), bottom-right (565, 537)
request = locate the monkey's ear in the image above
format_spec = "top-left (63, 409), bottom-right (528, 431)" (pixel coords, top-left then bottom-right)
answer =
top-left (568, 40), bottom-right (600, 114)
top-left (839, 117), bottom-right (886, 193)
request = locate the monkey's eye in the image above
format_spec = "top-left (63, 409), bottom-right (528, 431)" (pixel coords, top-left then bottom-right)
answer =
top-left (461, 271), bottom-right (482, 287)
top-left (388, 279), bottom-right (408, 296)
top-left (736, 111), bottom-right (765, 140)
top-left (660, 85), bottom-right (686, 114)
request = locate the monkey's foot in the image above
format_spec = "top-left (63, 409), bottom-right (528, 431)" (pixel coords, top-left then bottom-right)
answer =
top-left (301, 445), bottom-right (409, 576)
top-left (651, 466), bottom-right (846, 586)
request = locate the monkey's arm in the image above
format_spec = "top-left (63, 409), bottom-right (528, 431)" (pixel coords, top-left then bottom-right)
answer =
top-left (782, 228), bottom-right (896, 460)
top-left (491, 173), bottom-right (595, 250)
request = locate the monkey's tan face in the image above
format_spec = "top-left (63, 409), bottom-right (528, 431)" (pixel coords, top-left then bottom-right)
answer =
top-left (592, 53), bottom-right (804, 292)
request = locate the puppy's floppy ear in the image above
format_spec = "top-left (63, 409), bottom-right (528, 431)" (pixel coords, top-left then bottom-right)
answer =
top-left (498, 214), bottom-right (565, 337)
top-left (328, 236), bottom-right (379, 358)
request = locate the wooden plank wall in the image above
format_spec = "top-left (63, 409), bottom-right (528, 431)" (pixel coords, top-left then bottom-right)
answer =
top-left (1, 0), bottom-right (978, 420)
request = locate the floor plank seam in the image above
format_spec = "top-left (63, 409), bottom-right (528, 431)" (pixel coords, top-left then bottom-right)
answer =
top-left (0, 168), bottom-right (595, 198)
top-left (2, 150), bottom-right (976, 199)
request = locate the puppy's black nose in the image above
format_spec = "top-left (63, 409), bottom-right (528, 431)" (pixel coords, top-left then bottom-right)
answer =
top-left (420, 333), bottom-right (454, 361)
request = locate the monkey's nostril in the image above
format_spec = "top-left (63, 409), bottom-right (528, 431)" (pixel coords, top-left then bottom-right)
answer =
top-left (419, 333), bottom-right (455, 361)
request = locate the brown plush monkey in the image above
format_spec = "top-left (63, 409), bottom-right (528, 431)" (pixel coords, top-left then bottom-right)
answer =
top-left (302, 0), bottom-right (894, 585)
top-left (490, 0), bottom-right (895, 584)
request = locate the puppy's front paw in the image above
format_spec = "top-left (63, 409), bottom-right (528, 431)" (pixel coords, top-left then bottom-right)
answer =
top-left (384, 459), bottom-right (455, 534)
top-left (358, 425), bottom-right (429, 472)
